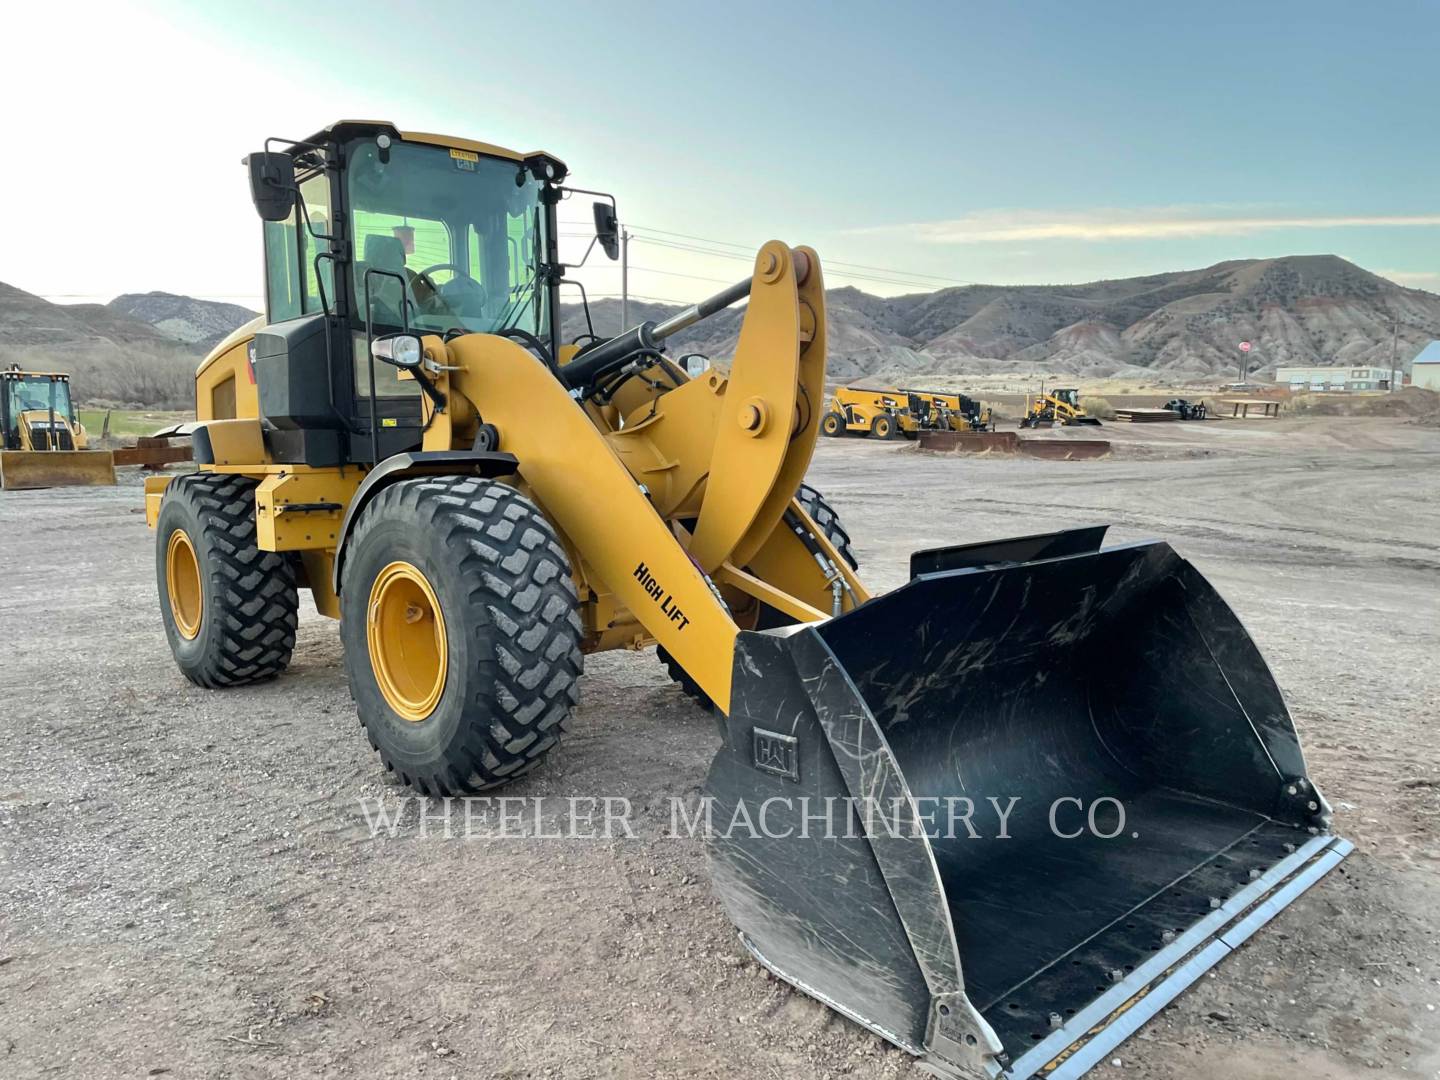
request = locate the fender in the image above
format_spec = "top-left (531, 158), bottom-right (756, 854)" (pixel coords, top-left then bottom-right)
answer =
top-left (331, 450), bottom-right (519, 593)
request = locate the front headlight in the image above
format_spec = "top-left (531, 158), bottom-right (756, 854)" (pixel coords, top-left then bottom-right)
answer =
top-left (371, 334), bottom-right (423, 370)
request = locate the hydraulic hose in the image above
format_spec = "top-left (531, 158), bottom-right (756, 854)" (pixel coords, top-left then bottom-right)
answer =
top-left (560, 276), bottom-right (754, 392)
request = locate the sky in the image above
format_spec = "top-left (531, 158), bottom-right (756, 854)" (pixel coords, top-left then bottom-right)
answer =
top-left (3, 0), bottom-right (1437, 312)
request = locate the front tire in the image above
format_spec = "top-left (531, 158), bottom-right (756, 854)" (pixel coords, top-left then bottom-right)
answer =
top-left (339, 476), bottom-right (583, 795)
top-left (661, 484), bottom-right (859, 704)
top-left (796, 483), bottom-right (858, 571)
top-left (821, 412), bottom-right (845, 437)
top-left (155, 473), bottom-right (298, 688)
top-left (871, 414), bottom-right (894, 439)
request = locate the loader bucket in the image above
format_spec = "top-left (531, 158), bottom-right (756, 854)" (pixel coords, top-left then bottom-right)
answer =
top-left (0, 449), bottom-right (116, 490)
top-left (705, 527), bottom-right (1348, 1080)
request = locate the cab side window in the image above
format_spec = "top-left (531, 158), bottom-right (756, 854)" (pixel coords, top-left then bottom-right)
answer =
top-left (262, 172), bottom-right (335, 322)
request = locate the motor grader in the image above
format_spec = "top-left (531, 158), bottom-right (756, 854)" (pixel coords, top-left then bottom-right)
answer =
top-left (0, 366), bottom-right (117, 488)
top-left (147, 121), bottom-right (1348, 1080)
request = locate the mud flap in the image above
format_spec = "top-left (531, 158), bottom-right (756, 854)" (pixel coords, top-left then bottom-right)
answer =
top-left (704, 531), bottom-right (1346, 1079)
top-left (0, 449), bottom-right (117, 490)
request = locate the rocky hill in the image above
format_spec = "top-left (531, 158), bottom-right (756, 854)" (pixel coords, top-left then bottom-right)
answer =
top-left (109, 292), bottom-right (260, 351)
top-left (1, 254), bottom-right (1434, 406)
top-left (563, 255), bottom-right (1440, 381)
top-left (0, 282), bottom-right (211, 407)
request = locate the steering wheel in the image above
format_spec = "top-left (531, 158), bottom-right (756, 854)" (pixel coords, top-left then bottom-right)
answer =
top-left (415, 262), bottom-right (488, 308)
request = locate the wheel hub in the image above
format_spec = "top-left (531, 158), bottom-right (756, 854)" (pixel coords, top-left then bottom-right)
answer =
top-left (367, 561), bottom-right (448, 722)
top-left (166, 529), bottom-right (203, 640)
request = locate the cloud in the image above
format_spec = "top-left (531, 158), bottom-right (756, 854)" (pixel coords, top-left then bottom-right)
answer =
top-left (857, 207), bottom-right (1440, 245)
top-left (1373, 268), bottom-right (1440, 290)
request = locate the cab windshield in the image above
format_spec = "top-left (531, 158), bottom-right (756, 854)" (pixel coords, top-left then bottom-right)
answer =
top-left (346, 140), bottom-right (547, 338)
top-left (8, 376), bottom-right (73, 421)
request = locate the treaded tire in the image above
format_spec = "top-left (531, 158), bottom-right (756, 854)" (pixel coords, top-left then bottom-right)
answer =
top-left (658, 644), bottom-right (711, 708)
top-left (661, 483), bottom-right (858, 708)
top-left (155, 472), bottom-right (298, 688)
top-left (796, 483), bottom-right (858, 571)
top-left (821, 412), bottom-right (845, 437)
top-left (339, 476), bottom-right (583, 796)
top-left (871, 415), bottom-right (894, 439)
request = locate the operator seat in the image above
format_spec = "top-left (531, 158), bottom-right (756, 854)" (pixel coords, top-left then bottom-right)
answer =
top-left (356, 234), bottom-right (411, 327)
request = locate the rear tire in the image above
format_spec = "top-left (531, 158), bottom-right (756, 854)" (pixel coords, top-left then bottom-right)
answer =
top-left (871, 414), bottom-right (894, 439)
top-left (339, 476), bottom-right (583, 795)
top-left (155, 472), bottom-right (298, 688)
top-left (821, 412), bottom-right (845, 437)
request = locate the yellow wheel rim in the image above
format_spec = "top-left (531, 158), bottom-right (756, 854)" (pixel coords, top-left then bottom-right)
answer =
top-left (166, 529), bottom-right (203, 640)
top-left (823, 415), bottom-right (840, 434)
top-left (367, 561), bottom-right (448, 722)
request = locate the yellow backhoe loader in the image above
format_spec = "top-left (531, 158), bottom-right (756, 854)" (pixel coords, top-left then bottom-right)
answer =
top-left (0, 366), bottom-right (116, 489)
top-left (146, 121), bottom-right (1348, 1080)
top-left (1019, 386), bottom-right (1102, 428)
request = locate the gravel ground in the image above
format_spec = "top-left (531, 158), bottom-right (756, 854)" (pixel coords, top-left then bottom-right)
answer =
top-left (2, 414), bottom-right (1438, 1079)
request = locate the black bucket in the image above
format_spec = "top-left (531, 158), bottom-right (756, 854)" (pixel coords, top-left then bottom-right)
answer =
top-left (705, 528), bottom-right (1348, 1079)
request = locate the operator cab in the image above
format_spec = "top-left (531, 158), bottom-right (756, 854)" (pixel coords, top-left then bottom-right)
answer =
top-left (243, 121), bottom-right (581, 468)
top-left (1, 368), bottom-right (77, 450)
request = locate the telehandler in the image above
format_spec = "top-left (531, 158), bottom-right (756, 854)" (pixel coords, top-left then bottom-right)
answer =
top-left (822, 385), bottom-right (991, 438)
top-left (148, 121), bottom-right (1347, 1080)
top-left (0, 366), bottom-right (116, 488)
top-left (821, 384), bottom-right (917, 438)
top-left (904, 387), bottom-right (993, 432)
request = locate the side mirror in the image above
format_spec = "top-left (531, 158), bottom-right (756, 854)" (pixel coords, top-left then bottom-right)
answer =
top-left (247, 152), bottom-right (297, 222)
top-left (593, 201), bottom-right (620, 260)
top-left (371, 333), bottom-right (423, 371)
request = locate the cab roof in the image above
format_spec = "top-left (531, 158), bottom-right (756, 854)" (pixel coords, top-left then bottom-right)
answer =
top-left (298, 120), bottom-right (565, 174)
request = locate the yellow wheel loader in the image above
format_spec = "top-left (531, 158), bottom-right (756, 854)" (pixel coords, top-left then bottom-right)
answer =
top-left (0, 366), bottom-right (116, 489)
top-left (822, 385), bottom-right (918, 439)
top-left (1019, 386), bottom-right (1102, 428)
top-left (147, 121), bottom-right (1348, 1080)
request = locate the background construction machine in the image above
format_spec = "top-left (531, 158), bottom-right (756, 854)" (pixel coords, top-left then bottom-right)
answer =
top-left (0, 366), bottom-right (116, 489)
top-left (822, 384), bottom-right (917, 438)
top-left (146, 121), bottom-right (1347, 1080)
top-left (904, 387), bottom-right (993, 432)
top-left (1164, 397), bottom-right (1209, 419)
top-left (1019, 386), bottom-right (1103, 428)
top-left (822, 385), bottom-right (992, 438)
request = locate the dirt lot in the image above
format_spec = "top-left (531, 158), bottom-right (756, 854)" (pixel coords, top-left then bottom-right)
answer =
top-left (3, 414), bottom-right (1439, 1080)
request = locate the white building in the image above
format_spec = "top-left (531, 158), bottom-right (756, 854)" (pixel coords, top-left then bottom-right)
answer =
top-left (1274, 365), bottom-right (1397, 392)
top-left (1411, 341), bottom-right (1440, 391)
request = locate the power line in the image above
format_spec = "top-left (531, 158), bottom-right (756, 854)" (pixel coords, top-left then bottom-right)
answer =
top-left (582, 291), bottom-right (687, 305)
top-left (629, 235), bottom-right (958, 293)
top-left (566, 220), bottom-right (979, 292)
top-left (628, 223), bottom-right (983, 288)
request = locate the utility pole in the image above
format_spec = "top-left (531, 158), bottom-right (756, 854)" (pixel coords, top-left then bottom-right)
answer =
top-left (620, 227), bottom-right (631, 330)
top-left (1388, 313), bottom-right (1399, 392)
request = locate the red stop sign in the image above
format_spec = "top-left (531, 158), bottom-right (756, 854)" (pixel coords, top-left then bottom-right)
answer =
top-left (1239, 341), bottom-right (1252, 352)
